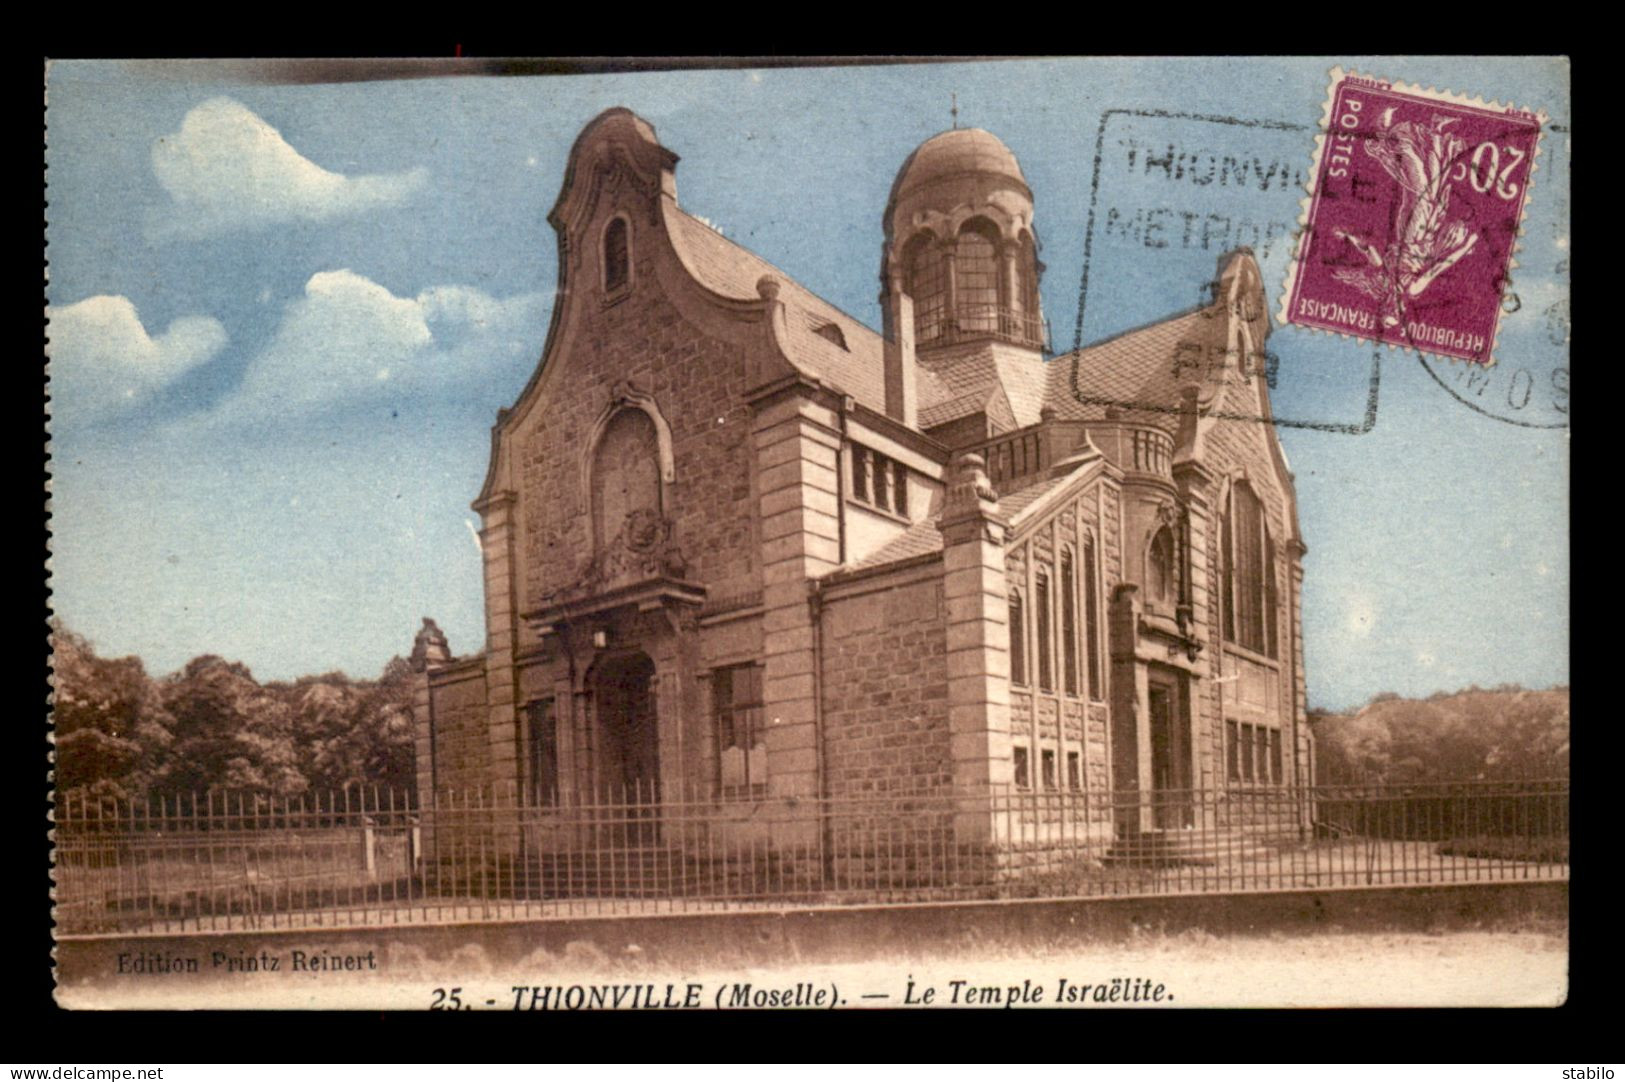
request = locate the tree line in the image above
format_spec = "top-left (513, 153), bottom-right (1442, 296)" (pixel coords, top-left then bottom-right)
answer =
top-left (1310, 684), bottom-right (1570, 783)
top-left (51, 622), bottom-right (416, 800)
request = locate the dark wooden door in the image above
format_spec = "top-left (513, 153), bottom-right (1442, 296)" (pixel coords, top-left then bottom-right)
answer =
top-left (596, 652), bottom-right (660, 844)
top-left (1149, 681), bottom-right (1193, 828)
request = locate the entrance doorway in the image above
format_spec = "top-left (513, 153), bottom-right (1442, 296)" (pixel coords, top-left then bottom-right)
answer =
top-left (1148, 674), bottom-right (1193, 828)
top-left (593, 652), bottom-right (660, 843)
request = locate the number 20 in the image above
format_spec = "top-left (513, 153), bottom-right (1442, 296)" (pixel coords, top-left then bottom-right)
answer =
top-left (1453, 142), bottom-right (1527, 200)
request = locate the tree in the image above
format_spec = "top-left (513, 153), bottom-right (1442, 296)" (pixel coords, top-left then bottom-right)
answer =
top-left (50, 623), bottom-right (172, 797)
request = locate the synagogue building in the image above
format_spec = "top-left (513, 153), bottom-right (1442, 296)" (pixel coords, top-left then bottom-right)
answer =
top-left (409, 108), bottom-right (1310, 863)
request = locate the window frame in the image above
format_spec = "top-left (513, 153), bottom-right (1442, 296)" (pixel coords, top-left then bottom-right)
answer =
top-left (524, 697), bottom-right (558, 806)
top-left (1223, 480), bottom-right (1277, 658)
top-left (847, 443), bottom-right (910, 520)
top-left (713, 663), bottom-right (767, 797)
top-left (1008, 589), bottom-right (1027, 687)
top-left (1060, 547), bottom-right (1079, 697)
top-left (601, 214), bottom-right (633, 296)
top-left (1035, 566), bottom-right (1054, 693)
top-left (1083, 534), bottom-right (1104, 701)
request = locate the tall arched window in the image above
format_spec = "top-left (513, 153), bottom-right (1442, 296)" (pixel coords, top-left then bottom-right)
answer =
top-left (592, 408), bottom-right (662, 547)
top-left (956, 223), bottom-right (1000, 335)
top-left (603, 216), bottom-right (630, 293)
top-left (1008, 589), bottom-right (1026, 686)
top-left (1035, 567), bottom-right (1053, 692)
top-left (1223, 481), bottom-right (1273, 656)
top-left (1083, 535), bottom-right (1102, 699)
top-left (1061, 548), bottom-right (1079, 696)
top-left (907, 235), bottom-right (947, 345)
top-left (1148, 527), bottom-right (1176, 609)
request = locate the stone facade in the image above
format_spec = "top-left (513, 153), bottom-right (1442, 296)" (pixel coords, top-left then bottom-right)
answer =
top-left (409, 109), bottom-right (1311, 873)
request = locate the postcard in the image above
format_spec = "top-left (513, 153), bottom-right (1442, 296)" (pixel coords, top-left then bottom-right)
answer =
top-left (46, 56), bottom-right (1569, 1010)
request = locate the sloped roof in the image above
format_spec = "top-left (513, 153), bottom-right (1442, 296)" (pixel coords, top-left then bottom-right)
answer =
top-left (837, 518), bottom-right (945, 575)
top-left (1043, 310), bottom-right (1213, 432)
top-left (665, 207), bottom-right (888, 412)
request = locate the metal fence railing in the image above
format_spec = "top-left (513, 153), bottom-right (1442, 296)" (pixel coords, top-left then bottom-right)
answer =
top-left (51, 778), bottom-right (1568, 936)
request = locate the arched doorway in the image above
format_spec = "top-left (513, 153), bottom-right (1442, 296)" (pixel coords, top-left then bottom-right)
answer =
top-left (593, 652), bottom-right (660, 842)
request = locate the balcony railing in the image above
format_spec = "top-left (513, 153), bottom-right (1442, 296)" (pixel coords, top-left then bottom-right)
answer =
top-left (917, 303), bottom-right (1048, 350)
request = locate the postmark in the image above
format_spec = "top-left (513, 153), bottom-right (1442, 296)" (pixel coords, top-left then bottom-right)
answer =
top-left (1278, 67), bottom-right (1547, 368)
top-left (1070, 108), bottom-right (1381, 434)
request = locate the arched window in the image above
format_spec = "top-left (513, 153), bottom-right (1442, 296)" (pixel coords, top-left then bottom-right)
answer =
top-left (1148, 527), bottom-right (1176, 608)
top-left (603, 216), bottom-right (630, 293)
top-left (592, 408), bottom-right (662, 547)
top-left (955, 223), bottom-right (1000, 335)
top-left (1061, 548), bottom-right (1079, 696)
top-left (1083, 535), bottom-right (1102, 699)
top-left (907, 235), bottom-right (947, 346)
top-left (1223, 481), bottom-right (1274, 656)
top-left (1035, 567), bottom-right (1053, 692)
top-left (1008, 589), bottom-right (1026, 686)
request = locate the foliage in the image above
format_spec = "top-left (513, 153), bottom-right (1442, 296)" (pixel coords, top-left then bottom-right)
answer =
top-left (1311, 685), bottom-right (1570, 783)
top-left (51, 620), bottom-right (415, 798)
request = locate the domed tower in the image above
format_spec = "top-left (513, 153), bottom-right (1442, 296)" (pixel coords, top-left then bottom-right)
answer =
top-left (882, 128), bottom-right (1047, 368)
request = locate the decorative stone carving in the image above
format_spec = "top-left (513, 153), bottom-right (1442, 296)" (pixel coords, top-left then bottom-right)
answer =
top-left (579, 509), bottom-right (688, 592)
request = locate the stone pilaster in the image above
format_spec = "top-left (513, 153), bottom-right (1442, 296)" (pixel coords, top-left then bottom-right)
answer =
top-left (938, 453), bottom-right (1013, 804)
top-left (477, 490), bottom-right (521, 801)
top-left (1109, 582), bottom-right (1147, 833)
top-left (752, 387), bottom-right (842, 799)
top-left (408, 618), bottom-right (451, 803)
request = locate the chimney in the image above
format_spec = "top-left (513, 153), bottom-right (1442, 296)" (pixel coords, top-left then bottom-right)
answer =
top-left (882, 272), bottom-right (918, 428)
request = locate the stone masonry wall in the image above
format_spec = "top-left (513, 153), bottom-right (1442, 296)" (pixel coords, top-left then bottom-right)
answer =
top-left (426, 664), bottom-right (491, 795)
top-left (820, 570), bottom-right (952, 796)
top-left (513, 219), bottom-right (762, 628)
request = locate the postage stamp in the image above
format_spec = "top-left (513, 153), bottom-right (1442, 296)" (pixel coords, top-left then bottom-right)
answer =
top-left (43, 57), bottom-right (1569, 1018)
top-left (1278, 67), bottom-right (1547, 366)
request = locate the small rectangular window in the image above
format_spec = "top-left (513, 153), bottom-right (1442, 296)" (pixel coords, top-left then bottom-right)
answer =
top-left (715, 664), bottom-right (766, 795)
top-left (1241, 724), bottom-right (1256, 782)
top-left (1226, 721), bottom-right (1240, 782)
top-left (1013, 746), bottom-right (1031, 790)
top-left (872, 455), bottom-right (890, 512)
top-left (1041, 749), bottom-right (1056, 790)
top-left (1269, 728), bottom-right (1283, 785)
top-left (850, 446), bottom-right (868, 503)
top-left (526, 698), bottom-right (557, 806)
top-left (893, 461), bottom-right (909, 517)
top-left (1066, 751), bottom-right (1081, 791)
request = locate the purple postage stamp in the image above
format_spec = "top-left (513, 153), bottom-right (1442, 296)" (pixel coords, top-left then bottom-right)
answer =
top-left (1279, 67), bottom-right (1546, 365)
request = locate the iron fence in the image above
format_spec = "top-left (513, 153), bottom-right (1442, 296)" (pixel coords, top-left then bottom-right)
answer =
top-left (52, 778), bottom-right (1568, 936)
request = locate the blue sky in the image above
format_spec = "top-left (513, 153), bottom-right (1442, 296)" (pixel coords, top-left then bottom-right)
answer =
top-left (45, 58), bottom-right (1569, 710)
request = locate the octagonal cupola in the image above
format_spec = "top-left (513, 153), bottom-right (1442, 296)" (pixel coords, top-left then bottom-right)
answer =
top-left (881, 128), bottom-right (1046, 355)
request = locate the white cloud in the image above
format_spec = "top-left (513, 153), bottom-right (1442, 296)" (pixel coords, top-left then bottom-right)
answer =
top-left (48, 295), bottom-right (226, 418)
top-left (221, 269), bottom-right (544, 419)
top-left (148, 98), bottom-right (427, 239)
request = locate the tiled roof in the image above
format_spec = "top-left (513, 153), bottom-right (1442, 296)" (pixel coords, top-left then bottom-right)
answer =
top-left (665, 208), bottom-right (888, 412)
top-left (1043, 310), bottom-right (1213, 432)
top-left (666, 201), bottom-right (1215, 439)
top-left (996, 471), bottom-right (1074, 520)
top-left (838, 518), bottom-right (945, 574)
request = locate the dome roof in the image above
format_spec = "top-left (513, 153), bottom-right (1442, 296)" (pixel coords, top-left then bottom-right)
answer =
top-left (890, 128), bottom-right (1030, 204)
